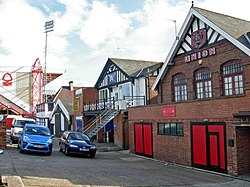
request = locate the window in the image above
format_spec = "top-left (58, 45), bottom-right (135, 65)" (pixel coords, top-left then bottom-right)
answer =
top-left (158, 123), bottom-right (183, 136)
top-left (195, 68), bottom-right (212, 99)
top-left (99, 89), bottom-right (108, 101)
top-left (222, 61), bottom-right (244, 96)
top-left (173, 74), bottom-right (187, 102)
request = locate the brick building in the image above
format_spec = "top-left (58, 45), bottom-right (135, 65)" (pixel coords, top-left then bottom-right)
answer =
top-left (0, 123), bottom-right (7, 148)
top-left (83, 58), bottom-right (162, 147)
top-left (128, 7), bottom-right (250, 176)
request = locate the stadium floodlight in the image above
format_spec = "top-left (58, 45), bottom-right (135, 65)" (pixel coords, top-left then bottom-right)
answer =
top-left (44, 20), bottom-right (54, 102)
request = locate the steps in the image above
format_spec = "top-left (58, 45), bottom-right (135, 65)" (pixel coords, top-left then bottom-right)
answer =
top-left (84, 109), bottom-right (119, 138)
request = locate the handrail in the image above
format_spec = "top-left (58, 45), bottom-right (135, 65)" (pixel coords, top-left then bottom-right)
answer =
top-left (83, 109), bottom-right (112, 133)
top-left (83, 97), bottom-right (115, 111)
top-left (83, 95), bottom-right (146, 112)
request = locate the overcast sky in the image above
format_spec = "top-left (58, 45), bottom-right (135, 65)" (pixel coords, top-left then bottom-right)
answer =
top-left (0, 0), bottom-right (249, 92)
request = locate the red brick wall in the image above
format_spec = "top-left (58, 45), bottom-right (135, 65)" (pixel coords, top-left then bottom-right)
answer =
top-left (0, 123), bottom-right (7, 148)
top-left (129, 91), bottom-right (250, 175)
top-left (236, 127), bottom-right (250, 174)
top-left (129, 40), bottom-right (250, 175)
top-left (158, 41), bottom-right (250, 103)
top-left (149, 76), bottom-right (158, 104)
top-left (114, 112), bottom-right (129, 149)
top-left (73, 87), bottom-right (98, 130)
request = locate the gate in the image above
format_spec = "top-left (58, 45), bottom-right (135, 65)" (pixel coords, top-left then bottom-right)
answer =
top-left (191, 122), bottom-right (227, 173)
top-left (134, 123), bottom-right (153, 157)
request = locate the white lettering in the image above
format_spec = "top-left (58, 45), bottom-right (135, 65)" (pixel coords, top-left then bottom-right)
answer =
top-left (184, 56), bottom-right (191, 63)
top-left (184, 47), bottom-right (216, 63)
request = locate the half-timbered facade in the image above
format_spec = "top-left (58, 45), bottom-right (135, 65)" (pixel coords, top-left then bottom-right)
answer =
top-left (94, 58), bottom-right (162, 110)
top-left (83, 58), bottom-right (162, 147)
top-left (128, 6), bottom-right (250, 176)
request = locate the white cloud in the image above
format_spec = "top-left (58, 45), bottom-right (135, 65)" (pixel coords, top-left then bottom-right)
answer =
top-left (0, 0), bottom-right (249, 92)
top-left (0, 0), bottom-right (44, 66)
top-left (79, 1), bottom-right (130, 49)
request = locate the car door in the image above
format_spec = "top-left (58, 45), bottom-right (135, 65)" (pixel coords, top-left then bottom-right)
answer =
top-left (60, 132), bottom-right (67, 150)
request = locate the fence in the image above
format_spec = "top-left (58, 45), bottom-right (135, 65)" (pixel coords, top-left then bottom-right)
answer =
top-left (83, 96), bottom-right (145, 112)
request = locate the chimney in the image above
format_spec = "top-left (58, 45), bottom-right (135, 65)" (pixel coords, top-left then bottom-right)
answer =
top-left (69, 81), bottom-right (73, 91)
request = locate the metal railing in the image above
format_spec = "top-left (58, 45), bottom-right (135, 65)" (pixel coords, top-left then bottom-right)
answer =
top-left (83, 96), bottom-right (146, 112)
top-left (84, 97), bottom-right (115, 111)
top-left (123, 96), bottom-right (145, 107)
top-left (83, 109), bottom-right (112, 133)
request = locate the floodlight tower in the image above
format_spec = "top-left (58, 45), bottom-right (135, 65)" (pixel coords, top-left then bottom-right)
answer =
top-left (44, 20), bottom-right (54, 102)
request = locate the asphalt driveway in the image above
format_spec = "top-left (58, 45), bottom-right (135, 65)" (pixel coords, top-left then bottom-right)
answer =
top-left (0, 139), bottom-right (250, 187)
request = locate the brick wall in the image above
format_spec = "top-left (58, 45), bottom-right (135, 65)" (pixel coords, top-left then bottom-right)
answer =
top-left (236, 127), bottom-right (250, 174)
top-left (129, 91), bottom-right (250, 175)
top-left (128, 39), bottom-right (250, 175)
top-left (114, 112), bottom-right (129, 149)
top-left (0, 123), bottom-right (7, 148)
top-left (158, 41), bottom-right (250, 103)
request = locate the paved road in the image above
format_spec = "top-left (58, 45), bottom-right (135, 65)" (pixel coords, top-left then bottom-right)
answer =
top-left (1, 140), bottom-right (250, 187)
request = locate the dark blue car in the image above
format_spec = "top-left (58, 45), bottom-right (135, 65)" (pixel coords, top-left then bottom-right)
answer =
top-left (59, 131), bottom-right (97, 158)
top-left (18, 124), bottom-right (53, 155)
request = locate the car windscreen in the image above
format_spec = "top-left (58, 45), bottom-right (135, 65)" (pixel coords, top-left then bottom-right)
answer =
top-left (25, 126), bottom-right (51, 136)
top-left (15, 120), bottom-right (36, 128)
top-left (68, 133), bottom-right (90, 141)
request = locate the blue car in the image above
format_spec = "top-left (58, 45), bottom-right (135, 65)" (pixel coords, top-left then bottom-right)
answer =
top-left (59, 131), bottom-right (97, 158)
top-left (18, 124), bottom-right (53, 155)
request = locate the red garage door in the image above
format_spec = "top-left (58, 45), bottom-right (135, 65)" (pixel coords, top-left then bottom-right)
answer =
top-left (134, 123), bottom-right (153, 157)
top-left (191, 122), bottom-right (227, 173)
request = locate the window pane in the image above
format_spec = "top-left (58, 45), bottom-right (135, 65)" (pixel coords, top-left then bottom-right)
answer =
top-left (223, 62), bottom-right (244, 96)
top-left (174, 74), bottom-right (187, 102)
top-left (165, 124), bottom-right (170, 135)
top-left (170, 123), bottom-right (176, 135)
top-left (177, 123), bottom-right (183, 136)
top-left (158, 123), bottom-right (164, 135)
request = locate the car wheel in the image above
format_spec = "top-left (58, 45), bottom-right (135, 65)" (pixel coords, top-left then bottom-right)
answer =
top-left (19, 149), bottom-right (24, 153)
top-left (59, 143), bottom-right (63, 152)
top-left (90, 153), bottom-right (95, 158)
top-left (65, 146), bottom-right (70, 156)
top-left (17, 143), bottom-right (20, 149)
top-left (47, 152), bottom-right (52, 156)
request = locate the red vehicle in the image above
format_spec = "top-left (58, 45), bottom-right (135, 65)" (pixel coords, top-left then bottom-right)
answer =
top-left (5, 115), bottom-right (22, 129)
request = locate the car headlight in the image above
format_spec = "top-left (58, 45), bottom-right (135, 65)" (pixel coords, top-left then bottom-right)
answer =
top-left (47, 139), bottom-right (52, 144)
top-left (69, 144), bottom-right (78, 148)
top-left (23, 136), bottom-right (30, 142)
top-left (90, 146), bottom-right (96, 149)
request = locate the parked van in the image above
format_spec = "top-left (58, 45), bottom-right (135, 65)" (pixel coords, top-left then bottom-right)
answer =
top-left (5, 115), bottom-right (22, 129)
top-left (10, 117), bottom-right (36, 143)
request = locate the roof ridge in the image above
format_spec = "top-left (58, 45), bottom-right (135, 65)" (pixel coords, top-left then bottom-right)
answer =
top-left (109, 57), bottom-right (162, 63)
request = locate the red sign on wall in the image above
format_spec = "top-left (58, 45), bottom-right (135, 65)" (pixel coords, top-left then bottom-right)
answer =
top-left (162, 106), bottom-right (176, 117)
top-left (2, 72), bottom-right (13, 86)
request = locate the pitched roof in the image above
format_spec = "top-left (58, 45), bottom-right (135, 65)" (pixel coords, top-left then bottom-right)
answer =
top-left (193, 7), bottom-right (250, 39)
top-left (94, 58), bottom-right (162, 88)
top-left (110, 58), bottom-right (161, 76)
top-left (152, 7), bottom-right (250, 90)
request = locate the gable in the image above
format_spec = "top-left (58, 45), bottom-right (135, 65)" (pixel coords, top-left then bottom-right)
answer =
top-left (95, 58), bottom-right (162, 89)
top-left (177, 17), bottom-right (224, 55)
top-left (95, 59), bottom-right (130, 89)
top-left (152, 7), bottom-right (250, 90)
top-left (49, 99), bottom-right (69, 121)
